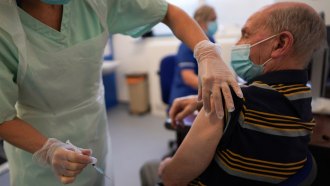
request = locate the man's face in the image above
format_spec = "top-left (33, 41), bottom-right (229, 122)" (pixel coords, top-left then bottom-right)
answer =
top-left (236, 12), bottom-right (275, 66)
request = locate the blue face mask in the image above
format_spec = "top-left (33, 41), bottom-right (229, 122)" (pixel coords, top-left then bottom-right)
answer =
top-left (230, 34), bottom-right (277, 82)
top-left (41, 0), bottom-right (71, 4)
top-left (207, 21), bottom-right (218, 36)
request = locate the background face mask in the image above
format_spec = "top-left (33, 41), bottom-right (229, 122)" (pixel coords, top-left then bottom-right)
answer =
top-left (230, 35), bottom-right (277, 82)
top-left (41, 0), bottom-right (71, 4)
top-left (207, 21), bottom-right (218, 36)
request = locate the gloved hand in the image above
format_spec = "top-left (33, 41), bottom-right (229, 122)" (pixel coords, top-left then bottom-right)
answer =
top-left (169, 95), bottom-right (202, 128)
top-left (194, 40), bottom-right (243, 118)
top-left (32, 138), bottom-right (93, 184)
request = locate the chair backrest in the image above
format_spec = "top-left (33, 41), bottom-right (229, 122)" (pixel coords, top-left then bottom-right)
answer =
top-left (158, 54), bottom-right (177, 104)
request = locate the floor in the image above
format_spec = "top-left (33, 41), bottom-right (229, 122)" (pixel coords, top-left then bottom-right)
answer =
top-left (0, 103), bottom-right (175, 186)
top-left (106, 103), bottom-right (174, 186)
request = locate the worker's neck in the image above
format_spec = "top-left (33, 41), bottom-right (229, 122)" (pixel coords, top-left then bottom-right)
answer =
top-left (19, 0), bottom-right (62, 9)
top-left (19, 0), bottom-right (63, 31)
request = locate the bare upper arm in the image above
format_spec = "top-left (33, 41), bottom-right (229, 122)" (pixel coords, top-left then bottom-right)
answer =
top-left (163, 106), bottom-right (224, 184)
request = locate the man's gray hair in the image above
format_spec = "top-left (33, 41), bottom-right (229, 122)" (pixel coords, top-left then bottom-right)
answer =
top-left (264, 6), bottom-right (326, 57)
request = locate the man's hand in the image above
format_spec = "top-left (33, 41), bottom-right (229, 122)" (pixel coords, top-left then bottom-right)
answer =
top-left (194, 40), bottom-right (243, 118)
top-left (158, 157), bottom-right (172, 177)
top-left (169, 95), bottom-right (202, 128)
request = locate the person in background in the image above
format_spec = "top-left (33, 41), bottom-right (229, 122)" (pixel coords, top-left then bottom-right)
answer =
top-left (168, 5), bottom-right (218, 107)
top-left (167, 5), bottom-right (218, 152)
top-left (0, 0), bottom-right (242, 185)
top-left (159, 2), bottom-right (326, 185)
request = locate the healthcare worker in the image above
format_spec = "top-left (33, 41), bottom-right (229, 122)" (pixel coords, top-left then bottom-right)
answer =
top-left (0, 0), bottom-right (242, 186)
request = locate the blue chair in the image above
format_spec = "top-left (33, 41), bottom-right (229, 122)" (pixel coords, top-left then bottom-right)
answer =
top-left (158, 54), bottom-right (177, 105)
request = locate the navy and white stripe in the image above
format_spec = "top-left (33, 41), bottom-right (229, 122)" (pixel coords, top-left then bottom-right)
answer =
top-left (189, 70), bottom-right (315, 185)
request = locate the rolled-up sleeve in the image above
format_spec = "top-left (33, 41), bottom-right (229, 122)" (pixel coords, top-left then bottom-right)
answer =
top-left (0, 30), bottom-right (19, 124)
top-left (106, 0), bottom-right (168, 37)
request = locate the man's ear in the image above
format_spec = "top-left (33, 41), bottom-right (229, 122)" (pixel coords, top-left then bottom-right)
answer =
top-left (271, 31), bottom-right (294, 58)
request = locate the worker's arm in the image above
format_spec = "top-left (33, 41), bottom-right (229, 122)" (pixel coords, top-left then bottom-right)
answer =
top-left (162, 3), bottom-right (208, 50)
top-left (0, 118), bottom-right (92, 184)
top-left (159, 104), bottom-right (224, 185)
top-left (163, 3), bottom-right (242, 119)
top-left (181, 69), bottom-right (198, 89)
top-left (0, 118), bottom-right (47, 153)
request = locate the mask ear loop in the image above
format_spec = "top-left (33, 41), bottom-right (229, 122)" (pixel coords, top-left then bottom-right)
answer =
top-left (251, 34), bottom-right (279, 67)
top-left (262, 58), bottom-right (273, 67)
top-left (262, 40), bottom-right (279, 67)
top-left (250, 34), bottom-right (279, 48)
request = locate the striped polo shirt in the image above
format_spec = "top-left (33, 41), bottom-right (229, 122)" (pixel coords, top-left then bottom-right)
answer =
top-left (189, 70), bottom-right (316, 186)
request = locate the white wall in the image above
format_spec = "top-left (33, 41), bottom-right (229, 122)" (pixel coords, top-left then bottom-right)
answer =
top-left (113, 35), bottom-right (180, 116)
top-left (275, 0), bottom-right (330, 25)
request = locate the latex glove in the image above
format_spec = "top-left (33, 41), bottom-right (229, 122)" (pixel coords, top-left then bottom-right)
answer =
top-left (32, 138), bottom-right (93, 184)
top-left (169, 95), bottom-right (202, 128)
top-left (194, 40), bottom-right (243, 118)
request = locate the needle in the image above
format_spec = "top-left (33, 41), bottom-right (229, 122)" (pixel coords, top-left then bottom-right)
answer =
top-left (92, 164), bottom-right (112, 180)
top-left (66, 140), bottom-right (112, 181)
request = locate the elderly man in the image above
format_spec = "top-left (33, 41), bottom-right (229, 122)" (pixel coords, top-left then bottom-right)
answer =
top-left (158, 2), bottom-right (326, 185)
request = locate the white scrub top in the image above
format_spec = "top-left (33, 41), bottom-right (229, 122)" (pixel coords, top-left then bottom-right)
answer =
top-left (0, 0), bottom-right (168, 185)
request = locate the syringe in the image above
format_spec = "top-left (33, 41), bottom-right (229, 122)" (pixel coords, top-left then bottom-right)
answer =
top-left (66, 140), bottom-right (112, 181)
